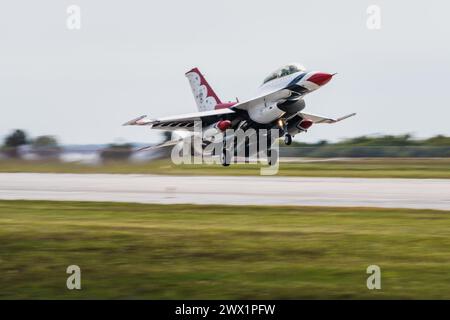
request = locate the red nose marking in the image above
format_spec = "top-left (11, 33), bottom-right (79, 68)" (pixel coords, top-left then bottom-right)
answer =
top-left (299, 119), bottom-right (313, 130)
top-left (217, 120), bottom-right (232, 131)
top-left (307, 73), bottom-right (333, 86)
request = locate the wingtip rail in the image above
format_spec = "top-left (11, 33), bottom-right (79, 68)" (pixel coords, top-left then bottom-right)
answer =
top-left (123, 115), bottom-right (150, 126)
top-left (334, 112), bottom-right (356, 123)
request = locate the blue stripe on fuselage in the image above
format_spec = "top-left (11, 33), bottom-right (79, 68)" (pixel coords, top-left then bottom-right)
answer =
top-left (286, 72), bottom-right (307, 88)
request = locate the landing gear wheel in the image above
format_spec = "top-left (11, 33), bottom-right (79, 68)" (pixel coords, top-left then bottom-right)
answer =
top-left (221, 149), bottom-right (230, 167)
top-left (267, 148), bottom-right (278, 166)
top-left (284, 134), bottom-right (292, 145)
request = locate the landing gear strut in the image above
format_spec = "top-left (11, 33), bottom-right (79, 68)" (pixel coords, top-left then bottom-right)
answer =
top-left (267, 148), bottom-right (279, 166)
top-left (221, 133), bottom-right (231, 167)
top-left (220, 148), bottom-right (230, 167)
top-left (278, 119), bottom-right (292, 145)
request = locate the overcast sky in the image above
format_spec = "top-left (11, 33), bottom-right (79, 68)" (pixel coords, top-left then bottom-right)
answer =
top-left (1, 0), bottom-right (449, 144)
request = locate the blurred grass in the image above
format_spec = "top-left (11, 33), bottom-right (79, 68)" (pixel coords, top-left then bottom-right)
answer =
top-left (1, 200), bottom-right (450, 299)
top-left (1, 158), bottom-right (450, 178)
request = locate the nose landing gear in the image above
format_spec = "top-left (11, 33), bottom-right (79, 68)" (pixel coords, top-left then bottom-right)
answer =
top-left (284, 134), bottom-right (292, 145)
top-left (278, 118), bottom-right (292, 145)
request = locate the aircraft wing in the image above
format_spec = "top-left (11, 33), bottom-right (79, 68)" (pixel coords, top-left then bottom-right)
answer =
top-left (231, 90), bottom-right (282, 112)
top-left (300, 112), bottom-right (356, 124)
top-left (123, 108), bottom-right (235, 131)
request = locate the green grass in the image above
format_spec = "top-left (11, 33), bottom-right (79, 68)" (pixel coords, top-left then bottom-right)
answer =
top-left (1, 200), bottom-right (450, 299)
top-left (1, 158), bottom-right (450, 178)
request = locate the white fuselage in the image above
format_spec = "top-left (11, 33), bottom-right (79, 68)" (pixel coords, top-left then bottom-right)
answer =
top-left (245, 71), bottom-right (320, 124)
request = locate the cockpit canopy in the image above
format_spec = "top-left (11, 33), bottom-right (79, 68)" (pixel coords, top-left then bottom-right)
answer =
top-left (262, 63), bottom-right (306, 85)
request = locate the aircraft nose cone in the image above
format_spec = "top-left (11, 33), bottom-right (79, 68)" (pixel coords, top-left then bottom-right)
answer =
top-left (307, 72), bottom-right (334, 86)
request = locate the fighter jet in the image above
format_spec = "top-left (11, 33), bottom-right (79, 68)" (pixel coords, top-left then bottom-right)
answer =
top-left (124, 63), bottom-right (355, 166)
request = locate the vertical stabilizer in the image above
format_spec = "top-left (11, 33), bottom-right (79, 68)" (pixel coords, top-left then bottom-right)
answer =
top-left (185, 68), bottom-right (222, 111)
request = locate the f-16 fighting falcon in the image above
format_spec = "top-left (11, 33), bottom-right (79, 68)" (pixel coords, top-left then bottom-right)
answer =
top-left (124, 63), bottom-right (356, 166)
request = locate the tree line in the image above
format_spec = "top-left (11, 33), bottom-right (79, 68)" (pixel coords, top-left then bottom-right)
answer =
top-left (2, 129), bottom-right (450, 160)
top-left (282, 134), bottom-right (450, 157)
top-left (0, 129), bottom-right (133, 161)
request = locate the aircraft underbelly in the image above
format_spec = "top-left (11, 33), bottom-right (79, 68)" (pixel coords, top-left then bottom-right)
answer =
top-left (247, 103), bottom-right (285, 124)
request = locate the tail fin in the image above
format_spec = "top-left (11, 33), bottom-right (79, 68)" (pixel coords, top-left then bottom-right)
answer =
top-left (185, 68), bottom-right (222, 111)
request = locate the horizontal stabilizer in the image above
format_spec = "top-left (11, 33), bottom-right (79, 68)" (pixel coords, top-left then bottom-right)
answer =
top-left (137, 139), bottom-right (182, 152)
top-left (300, 112), bottom-right (356, 124)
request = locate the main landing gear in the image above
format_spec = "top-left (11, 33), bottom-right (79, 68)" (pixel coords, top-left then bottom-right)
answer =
top-left (221, 133), bottom-right (231, 167)
top-left (220, 148), bottom-right (230, 167)
top-left (267, 147), bottom-right (278, 166)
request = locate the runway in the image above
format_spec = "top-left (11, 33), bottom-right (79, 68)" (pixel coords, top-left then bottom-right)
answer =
top-left (0, 173), bottom-right (449, 210)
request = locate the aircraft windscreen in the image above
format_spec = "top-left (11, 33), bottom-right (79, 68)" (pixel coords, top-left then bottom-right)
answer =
top-left (262, 64), bottom-right (305, 85)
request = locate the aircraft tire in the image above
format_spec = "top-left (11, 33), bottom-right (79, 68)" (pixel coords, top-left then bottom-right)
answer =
top-left (221, 149), bottom-right (231, 167)
top-left (284, 134), bottom-right (292, 145)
